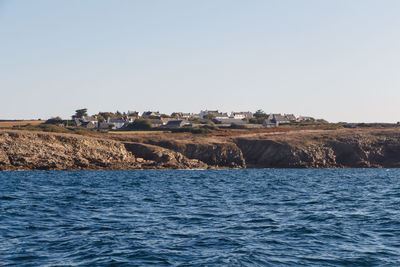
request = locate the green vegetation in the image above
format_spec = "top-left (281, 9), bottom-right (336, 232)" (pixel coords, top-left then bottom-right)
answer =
top-left (253, 109), bottom-right (268, 119)
top-left (171, 112), bottom-right (180, 118)
top-left (249, 109), bottom-right (268, 124)
top-left (98, 112), bottom-right (118, 120)
top-left (125, 119), bottom-right (152, 130)
top-left (45, 117), bottom-right (64, 125)
top-left (96, 114), bottom-right (105, 122)
top-left (249, 117), bottom-right (266, 124)
top-left (72, 108), bottom-right (88, 119)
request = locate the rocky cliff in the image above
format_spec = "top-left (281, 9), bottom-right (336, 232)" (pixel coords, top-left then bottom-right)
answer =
top-left (146, 139), bottom-right (246, 168)
top-left (1, 129), bottom-right (400, 170)
top-left (0, 131), bottom-right (210, 170)
top-left (123, 142), bottom-right (208, 169)
top-left (0, 131), bottom-right (137, 170)
top-left (235, 129), bottom-right (400, 168)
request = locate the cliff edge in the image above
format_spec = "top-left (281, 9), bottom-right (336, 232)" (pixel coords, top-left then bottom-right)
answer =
top-left (1, 128), bottom-right (400, 170)
top-left (234, 129), bottom-right (400, 168)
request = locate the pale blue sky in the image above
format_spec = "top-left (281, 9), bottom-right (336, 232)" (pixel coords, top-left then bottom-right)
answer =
top-left (1, 0), bottom-right (399, 122)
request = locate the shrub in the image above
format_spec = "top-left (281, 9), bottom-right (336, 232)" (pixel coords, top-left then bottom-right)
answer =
top-left (45, 117), bottom-right (63, 125)
top-left (253, 109), bottom-right (268, 119)
top-left (249, 118), bottom-right (265, 124)
top-left (125, 119), bottom-right (152, 130)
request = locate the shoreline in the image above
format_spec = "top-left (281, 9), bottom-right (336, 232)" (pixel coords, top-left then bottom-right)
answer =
top-left (1, 167), bottom-right (399, 172)
top-left (1, 128), bottom-right (400, 171)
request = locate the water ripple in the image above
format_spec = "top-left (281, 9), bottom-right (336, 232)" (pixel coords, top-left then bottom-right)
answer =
top-left (1, 169), bottom-right (400, 266)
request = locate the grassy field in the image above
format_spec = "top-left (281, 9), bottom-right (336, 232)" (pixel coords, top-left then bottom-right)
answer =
top-left (0, 120), bottom-right (45, 128)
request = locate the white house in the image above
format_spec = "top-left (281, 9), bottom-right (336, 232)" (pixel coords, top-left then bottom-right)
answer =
top-left (142, 111), bottom-right (161, 118)
top-left (199, 110), bottom-right (229, 119)
top-left (230, 112), bottom-right (253, 119)
top-left (107, 117), bottom-right (135, 129)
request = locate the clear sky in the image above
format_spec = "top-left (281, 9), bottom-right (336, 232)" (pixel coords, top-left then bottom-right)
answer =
top-left (1, 0), bottom-right (399, 122)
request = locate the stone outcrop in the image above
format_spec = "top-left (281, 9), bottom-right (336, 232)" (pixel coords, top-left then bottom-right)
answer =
top-left (147, 140), bottom-right (246, 168)
top-left (0, 131), bottom-right (210, 171)
top-left (123, 142), bottom-right (208, 169)
top-left (0, 131), bottom-right (137, 171)
top-left (2, 129), bottom-right (400, 170)
top-left (235, 130), bottom-right (400, 168)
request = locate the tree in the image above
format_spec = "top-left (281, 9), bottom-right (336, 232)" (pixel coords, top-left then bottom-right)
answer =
top-left (254, 109), bottom-right (267, 119)
top-left (171, 112), bottom-right (180, 118)
top-left (98, 112), bottom-right (117, 120)
top-left (96, 114), bottom-right (105, 122)
top-left (45, 116), bottom-right (63, 125)
top-left (72, 108), bottom-right (88, 119)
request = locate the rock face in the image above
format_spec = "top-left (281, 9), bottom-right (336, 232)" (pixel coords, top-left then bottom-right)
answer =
top-left (123, 142), bottom-right (208, 169)
top-left (0, 131), bottom-right (138, 171)
top-left (2, 129), bottom-right (400, 170)
top-left (148, 140), bottom-right (246, 168)
top-left (235, 130), bottom-right (400, 168)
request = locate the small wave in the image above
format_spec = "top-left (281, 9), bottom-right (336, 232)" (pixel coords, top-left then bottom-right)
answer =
top-left (1, 169), bottom-right (400, 266)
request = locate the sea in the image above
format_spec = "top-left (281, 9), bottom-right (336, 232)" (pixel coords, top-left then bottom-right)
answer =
top-left (1, 169), bottom-right (400, 266)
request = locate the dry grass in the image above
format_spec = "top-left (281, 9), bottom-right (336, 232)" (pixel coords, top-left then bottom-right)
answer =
top-left (209, 128), bottom-right (292, 137)
top-left (109, 130), bottom-right (170, 135)
top-left (0, 120), bottom-right (45, 128)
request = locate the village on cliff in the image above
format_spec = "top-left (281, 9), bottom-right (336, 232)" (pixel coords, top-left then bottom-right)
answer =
top-left (54, 109), bottom-right (320, 131)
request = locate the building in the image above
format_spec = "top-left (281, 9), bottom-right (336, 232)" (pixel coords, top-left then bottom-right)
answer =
top-left (164, 120), bottom-right (191, 128)
top-left (180, 113), bottom-right (193, 119)
top-left (230, 112), bottom-right (253, 119)
top-left (284, 114), bottom-right (297, 122)
top-left (262, 114), bottom-right (294, 127)
top-left (107, 118), bottom-right (127, 129)
top-left (106, 116), bottom-right (135, 129)
top-left (213, 118), bottom-right (248, 125)
top-left (73, 116), bottom-right (98, 128)
top-left (171, 112), bottom-right (193, 119)
top-left (98, 121), bottom-right (113, 129)
top-left (81, 121), bottom-right (97, 129)
top-left (262, 119), bottom-right (278, 128)
top-left (142, 111), bottom-right (161, 118)
top-left (199, 110), bottom-right (229, 119)
top-left (148, 119), bottom-right (163, 128)
top-left (215, 113), bottom-right (229, 120)
top-left (271, 114), bottom-right (291, 124)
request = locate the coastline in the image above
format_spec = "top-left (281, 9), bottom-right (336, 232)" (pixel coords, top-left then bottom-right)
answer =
top-left (1, 128), bottom-right (400, 171)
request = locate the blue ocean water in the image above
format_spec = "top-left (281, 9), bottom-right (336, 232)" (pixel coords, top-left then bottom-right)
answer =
top-left (1, 169), bottom-right (400, 266)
